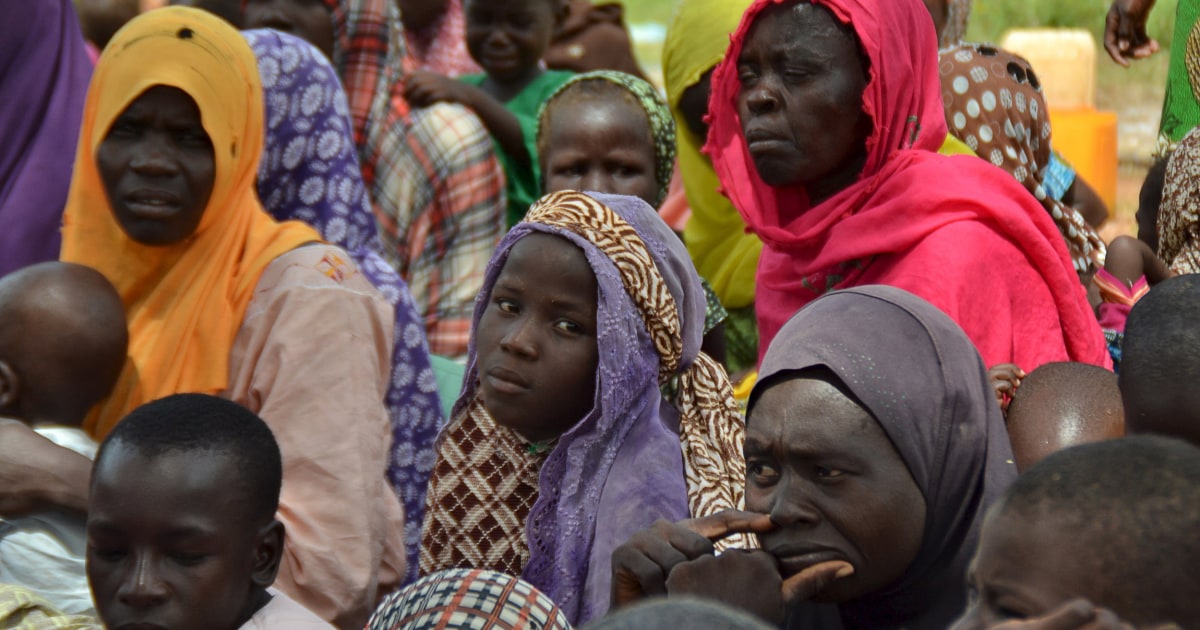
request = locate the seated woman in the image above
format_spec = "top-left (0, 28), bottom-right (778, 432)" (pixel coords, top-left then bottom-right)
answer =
top-left (49, 8), bottom-right (402, 628)
top-left (243, 0), bottom-right (506, 358)
top-left (611, 285), bottom-right (1018, 629)
top-left (0, 0), bottom-right (91, 276)
top-left (706, 0), bottom-right (1108, 370)
top-left (245, 28), bottom-right (444, 583)
top-left (420, 191), bottom-right (748, 625)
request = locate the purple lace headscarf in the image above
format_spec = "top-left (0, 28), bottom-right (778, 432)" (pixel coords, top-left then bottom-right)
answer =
top-left (453, 192), bottom-right (708, 624)
top-left (751, 286), bottom-right (1018, 630)
top-left (0, 0), bottom-right (91, 276)
top-left (246, 29), bottom-right (444, 583)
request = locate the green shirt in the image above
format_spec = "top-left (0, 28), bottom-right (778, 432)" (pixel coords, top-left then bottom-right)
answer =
top-left (461, 70), bottom-right (575, 227)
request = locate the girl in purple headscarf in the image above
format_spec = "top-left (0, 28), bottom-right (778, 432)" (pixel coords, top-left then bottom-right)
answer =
top-left (244, 29), bottom-right (443, 584)
top-left (420, 190), bottom-right (749, 624)
top-left (1, 0), bottom-right (92, 276)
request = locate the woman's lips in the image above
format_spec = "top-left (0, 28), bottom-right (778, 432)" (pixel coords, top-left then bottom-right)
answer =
top-left (124, 190), bottom-right (184, 219)
top-left (772, 547), bottom-right (849, 577)
top-left (485, 366), bottom-right (530, 395)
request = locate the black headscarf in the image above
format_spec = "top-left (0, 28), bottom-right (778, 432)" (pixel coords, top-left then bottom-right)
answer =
top-left (749, 285), bottom-right (1017, 630)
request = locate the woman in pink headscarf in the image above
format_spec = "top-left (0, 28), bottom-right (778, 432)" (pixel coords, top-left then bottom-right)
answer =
top-left (705, 0), bottom-right (1109, 372)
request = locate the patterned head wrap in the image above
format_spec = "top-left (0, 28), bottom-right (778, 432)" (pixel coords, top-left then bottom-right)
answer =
top-left (940, 43), bottom-right (1106, 273)
top-left (422, 191), bottom-right (747, 624)
top-left (367, 569), bottom-right (571, 630)
top-left (1158, 126), bottom-right (1200, 274)
top-left (537, 71), bottom-right (677, 208)
top-left (245, 28), bottom-right (443, 584)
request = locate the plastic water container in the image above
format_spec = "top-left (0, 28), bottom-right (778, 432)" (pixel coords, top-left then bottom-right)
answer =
top-left (1001, 28), bottom-right (1096, 111)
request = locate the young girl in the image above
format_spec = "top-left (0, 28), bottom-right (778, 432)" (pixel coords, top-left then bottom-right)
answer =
top-left (535, 70), bottom-right (730, 367)
top-left (405, 0), bottom-right (574, 227)
top-left (420, 191), bottom-right (748, 625)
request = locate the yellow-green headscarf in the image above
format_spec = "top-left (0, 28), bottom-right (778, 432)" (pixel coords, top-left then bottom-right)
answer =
top-left (663, 0), bottom-right (759, 310)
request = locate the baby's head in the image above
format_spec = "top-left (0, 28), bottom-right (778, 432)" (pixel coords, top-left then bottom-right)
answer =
top-left (464, 0), bottom-right (565, 85)
top-left (538, 72), bottom-right (676, 209)
top-left (1119, 274), bottom-right (1200, 446)
top-left (87, 393), bottom-right (285, 630)
top-left (954, 435), bottom-right (1200, 629)
top-left (0, 262), bottom-right (127, 426)
top-left (1005, 362), bottom-right (1123, 471)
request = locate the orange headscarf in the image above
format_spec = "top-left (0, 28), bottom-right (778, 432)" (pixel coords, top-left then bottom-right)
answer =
top-left (61, 7), bottom-right (321, 438)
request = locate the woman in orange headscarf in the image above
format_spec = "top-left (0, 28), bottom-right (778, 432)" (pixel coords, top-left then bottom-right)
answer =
top-left (57, 8), bottom-right (403, 628)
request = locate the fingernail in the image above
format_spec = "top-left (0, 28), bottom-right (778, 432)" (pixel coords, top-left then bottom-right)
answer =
top-left (835, 565), bottom-right (855, 578)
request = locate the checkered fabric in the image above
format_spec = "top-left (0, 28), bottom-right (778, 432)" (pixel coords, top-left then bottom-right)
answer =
top-left (325, 0), bottom-right (505, 357)
top-left (368, 568), bottom-right (571, 630)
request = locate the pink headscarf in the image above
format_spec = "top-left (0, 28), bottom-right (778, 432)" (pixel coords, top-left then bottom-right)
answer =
top-left (706, 0), bottom-right (1109, 371)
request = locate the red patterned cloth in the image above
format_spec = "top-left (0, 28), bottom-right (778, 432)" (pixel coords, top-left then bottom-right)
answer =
top-left (403, 0), bottom-right (480, 77)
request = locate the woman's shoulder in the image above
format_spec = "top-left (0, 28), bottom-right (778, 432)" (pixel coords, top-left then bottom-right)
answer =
top-left (251, 243), bottom-right (386, 309)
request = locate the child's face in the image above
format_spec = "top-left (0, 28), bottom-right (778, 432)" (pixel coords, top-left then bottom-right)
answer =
top-left (243, 0), bottom-right (336, 60)
top-left (542, 96), bottom-right (660, 207)
top-left (476, 233), bottom-right (598, 442)
top-left (952, 508), bottom-right (1093, 629)
top-left (464, 0), bottom-right (559, 83)
top-left (87, 444), bottom-right (275, 630)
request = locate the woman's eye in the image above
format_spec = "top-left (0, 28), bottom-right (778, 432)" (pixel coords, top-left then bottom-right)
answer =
top-left (747, 460), bottom-right (779, 482)
top-left (556, 163), bottom-right (585, 177)
top-left (107, 119), bottom-right (141, 138)
top-left (737, 66), bottom-right (759, 86)
top-left (815, 466), bottom-right (844, 479)
top-left (555, 320), bottom-right (582, 334)
top-left (170, 552), bottom-right (208, 567)
top-left (177, 129), bottom-right (211, 148)
top-left (495, 298), bottom-right (518, 314)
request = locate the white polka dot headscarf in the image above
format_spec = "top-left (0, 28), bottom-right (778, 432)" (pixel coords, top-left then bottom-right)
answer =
top-left (939, 43), bottom-right (1105, 273)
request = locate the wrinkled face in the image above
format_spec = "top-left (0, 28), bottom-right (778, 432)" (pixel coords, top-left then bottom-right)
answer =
top-left (97, 86), bottom-right (216, 247)
top-left (735, 2), bottom-right (869, 203)
top-left (464, 0), bottom-right (558, 84)
top-left (397, 0), bottom-right (448, 32)
top-left (476, 233), bottom-right (599, 442)
top-left (87, 445), bottom-right (267, 630)
top-left (243, 0), bottom-right (335, 60)
top-left (542, 96), bottom-right (659, 207)
top-left (745, 374), bottom-right (926, 603)
top-left (951, 508), bottom-right (1094, 629)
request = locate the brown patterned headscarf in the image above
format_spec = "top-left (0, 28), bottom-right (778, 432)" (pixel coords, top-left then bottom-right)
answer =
top-left (1159, 126), bottom-right (1200, 274)
top-left (422, 191), bottom-right (747, 624)
top-left (940, 43), bottom-right (1106, 274)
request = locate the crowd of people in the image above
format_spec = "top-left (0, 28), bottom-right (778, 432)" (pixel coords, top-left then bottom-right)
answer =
top-left (0, 0), bottom-right (1198, 628)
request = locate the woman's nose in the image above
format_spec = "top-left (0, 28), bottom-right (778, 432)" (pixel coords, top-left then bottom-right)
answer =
top-left (746, 81), bottom-right (782, 116)
top-left (768, 479), bottom-right (822, 528)
top-left (129, 135), bottom-right (181, 177)
top-left (499, 318), bottom-right (538, 359)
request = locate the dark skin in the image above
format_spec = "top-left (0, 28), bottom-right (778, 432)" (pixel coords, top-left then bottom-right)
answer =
top-left (87, 445), bottom-right (284, 630)
top-left (1069, 178), bottom-right (1110, 229)
top-left (541, 96), bottom-right (660, 209)
top-left (406, 0), bottom-right (565, 171)
top-left (735, 2), bottom-right (870, 207)
top-left (397, 0), bottom-right (448, 33)
top-left (1136, 158), bottom-right (1167, 254)
top-left (611, 373), bottom-right (927, 624)
top-left (1101, 235), bottom-right (1173, 289)
top-left (988, 363), bottom-right (1027, 414)
top-left (1103, 0), bottom-right (1159, 66)
top-left (951, 509), bottom-right (1138, 630)
top-left (475, 233), bottom-right (599, 442)
top-left (676, 69), bottom-right (713, 143)
top-left (921, 0), bottom-right (948, 44)
top-left (97, 86), bottom-right (216, 247)
top-left (242, 0), bottom-right (336, 60)
top-left (168, 0), bottom-right (244, 27)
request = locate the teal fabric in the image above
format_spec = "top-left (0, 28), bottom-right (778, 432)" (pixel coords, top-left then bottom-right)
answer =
top-left (429, 354), bottom-right (466, 420)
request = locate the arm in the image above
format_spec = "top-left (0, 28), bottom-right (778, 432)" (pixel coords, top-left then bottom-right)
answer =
top-left (226, 248), bottom-right (405, 629)
top-left (404, 70), bottom-right (531, 170)
top-left (0, 420), bottom-right (91, 518)
top-left (1104, 235), bottom-right (1173, 286)
top-left (1104, 0), bottom-right (1160, 66)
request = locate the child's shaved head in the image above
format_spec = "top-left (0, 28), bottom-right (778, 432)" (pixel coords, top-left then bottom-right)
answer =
top-left (1119, 274), bottom-right (1200, 447)
top-left (0, 262), bottom-right (127, 425)
top-left (1005, 362), bottom-right (1123, 471)
top-left (956, 436), bottom-right (1200, 629)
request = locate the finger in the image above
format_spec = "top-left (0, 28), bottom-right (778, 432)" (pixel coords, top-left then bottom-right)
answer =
top-left (1012, 599), bottom-right (1096, 630)
top-left (780, 560), bottom-right (853, 604)
top-left (684, 510), bottom-right (776, 541)
top-left (610, 550), bottom-right (668, 608)
top-left (1091, 608), bottom-right (1136, 630)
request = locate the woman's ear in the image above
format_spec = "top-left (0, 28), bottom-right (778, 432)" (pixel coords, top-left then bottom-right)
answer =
top-left (251, 519), bottom-right (286, 587)
top-left (0, 360), bottom-right (20, 412)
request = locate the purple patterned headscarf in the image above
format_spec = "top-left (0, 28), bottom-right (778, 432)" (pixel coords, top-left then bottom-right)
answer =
top-left (1, 0), bottom-right (91, 276)
top-left (457, 193), bottom-right (711, 623)
top-left (245, 29), bottom-right (444, 583)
